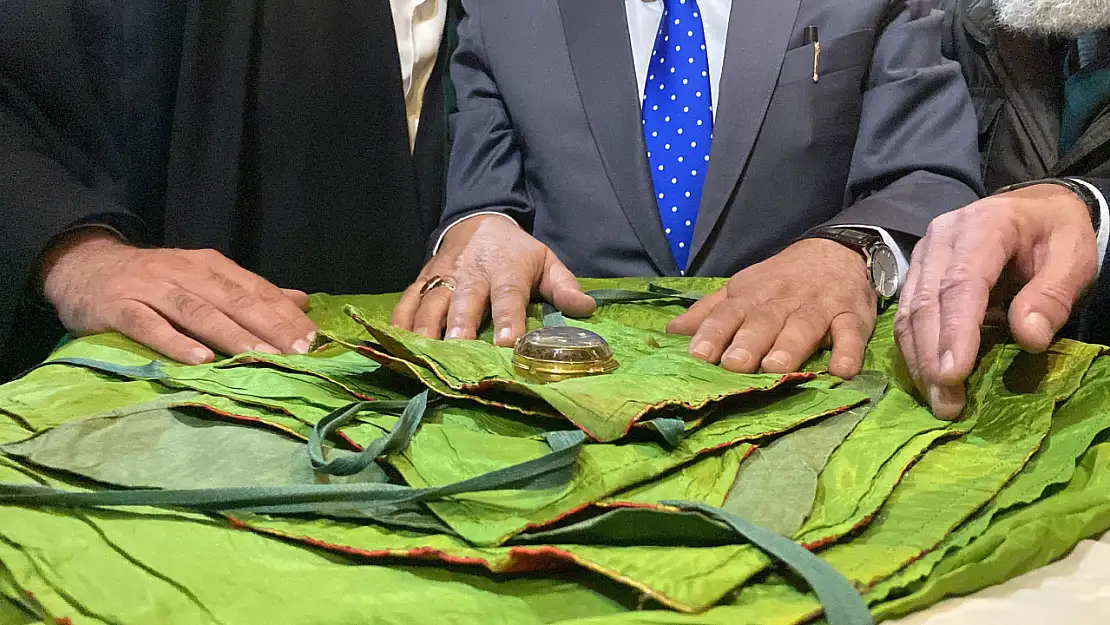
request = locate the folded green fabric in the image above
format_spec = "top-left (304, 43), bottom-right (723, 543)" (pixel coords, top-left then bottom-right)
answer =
top-left (866, 351), bottom-right (1110, 607)
top-left (724, 372), bottom-right (888, 536)
top-left (3, 279), bottom-right (1110, 625)
top-left (395, 385), bottom-right (865, 546)
top-left (350, 311), bottom-right (810, 442)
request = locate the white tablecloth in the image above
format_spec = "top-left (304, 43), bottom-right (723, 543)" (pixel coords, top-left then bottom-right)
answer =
top-left (889, 532), bottom-right (1110, 625)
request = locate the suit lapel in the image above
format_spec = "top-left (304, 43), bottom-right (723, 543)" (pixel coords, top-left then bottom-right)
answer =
top-left (559, 0), bottom-right (677, 275)
top-left (688, 0), bottom-right (803, 271)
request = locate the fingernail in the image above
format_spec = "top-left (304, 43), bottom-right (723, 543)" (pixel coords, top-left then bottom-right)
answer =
top-left (929, 385), bottom-right (943, 410)
top-left (722, 348), bottom-right (753, 368)
top-left (446, 327), bottom-right (464, 340)
top-left (833, 357), bottom-right (856, 375)
top-left (292, 339), bottom-right (310, 355)
top-left (1025, 312), bottom-right (1054, 343)
top-left (764, 350), bottom-right (791, 369)
top-left (256, 344), bottom-right (281, 355)
top-left (928, 384), bottom-right (962, 420)
top-left (496, 327), bottom-right (513, 345)
top-left (691, 341), bottom-right (714, 360)
top-left (940, 350), bottom-right (955, 376)
top-left (185, 348), bottom-right (210, 365)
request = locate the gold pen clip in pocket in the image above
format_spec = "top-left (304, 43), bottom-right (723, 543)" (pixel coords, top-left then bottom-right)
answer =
top-left (804, 26), bottom-right (820, 83)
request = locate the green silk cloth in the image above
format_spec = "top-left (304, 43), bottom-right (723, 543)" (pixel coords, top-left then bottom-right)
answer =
top-left (1, 277), bottom-right (1110, 625)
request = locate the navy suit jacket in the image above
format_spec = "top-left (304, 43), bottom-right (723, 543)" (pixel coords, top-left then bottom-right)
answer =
top-left (441, 0), bottom-right (984, 278)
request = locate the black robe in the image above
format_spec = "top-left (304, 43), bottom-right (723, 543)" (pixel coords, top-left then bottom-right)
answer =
top-left (0, 0), bottom-right (458, 378)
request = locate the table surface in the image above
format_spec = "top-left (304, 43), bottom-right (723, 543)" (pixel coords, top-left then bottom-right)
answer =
top-left (890, 532), bottom-right (1110, 625)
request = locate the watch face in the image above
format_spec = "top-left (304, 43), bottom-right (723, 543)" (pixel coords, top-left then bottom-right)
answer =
top-left (871, 246), bottom-right (899, 299)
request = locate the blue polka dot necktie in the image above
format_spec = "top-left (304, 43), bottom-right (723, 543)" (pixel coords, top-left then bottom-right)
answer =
top-left (642, 0), bottom-right (713, 273)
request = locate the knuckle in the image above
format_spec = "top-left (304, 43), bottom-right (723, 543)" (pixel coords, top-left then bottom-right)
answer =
top-left (112, 302), bottom-right (153, 333)
top-left (491, 280), bottom-right (529, 301)
top-left (788, 309), bottom-right (829, 340)
top-left (906, 292), bottom-right (940, 319)
top-left (938, 264), bottom-right (989, 300)
top-left (166, 288), bottom-right (214, 321)
top-left (455, 279), bottom-right (487, 299)
top-left (1038, 281), bottom-right (1077, 315)
top-left (893, 310), bottom-right (913, 338)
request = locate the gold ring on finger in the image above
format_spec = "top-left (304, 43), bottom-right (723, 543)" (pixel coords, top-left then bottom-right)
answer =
top-left (419, 275), bottom-right (457, 297)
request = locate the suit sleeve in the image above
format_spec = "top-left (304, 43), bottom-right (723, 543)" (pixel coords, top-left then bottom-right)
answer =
top-left (0, 1), bottom-right (143, 356)
top-left (430, 0), bottom-right (534, 253)
top-left (821, 0), bottom-right (985, 238)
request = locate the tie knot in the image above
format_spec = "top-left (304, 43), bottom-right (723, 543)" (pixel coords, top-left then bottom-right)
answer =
top-left (662, 0), bottom-right (700, 16)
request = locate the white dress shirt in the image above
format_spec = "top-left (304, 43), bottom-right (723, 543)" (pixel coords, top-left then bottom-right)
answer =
top-left (1070, 178), bottom-right (1110, 276)
top-left (392, 0), bottom-right (448, 151)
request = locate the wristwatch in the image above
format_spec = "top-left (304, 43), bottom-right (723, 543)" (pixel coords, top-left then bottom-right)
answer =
top-left (806, 228), bottom-right (900, 302)
top-left (995, 178), bottom-right (1101, 232)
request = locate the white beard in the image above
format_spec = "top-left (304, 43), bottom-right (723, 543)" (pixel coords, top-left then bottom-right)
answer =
top-left (993, 0), bottom-right (1110, 36)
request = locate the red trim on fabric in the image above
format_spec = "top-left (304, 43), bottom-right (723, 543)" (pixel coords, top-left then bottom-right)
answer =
top-left (503, 546), bottom-right (583, 573)
top-left (802, 512), bottom-right (876, 550)
top-left (404, 547), bottom-right (492, 567)
top-left (175, 403), bottom-right (307, 440)
top-left (505, 546), bottom-right (697, 612)
top-left (514, 500), bottom-right (600, 536)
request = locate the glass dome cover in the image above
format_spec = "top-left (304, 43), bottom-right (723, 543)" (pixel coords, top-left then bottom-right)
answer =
top-left (511, 326), bottom-right (619, 382)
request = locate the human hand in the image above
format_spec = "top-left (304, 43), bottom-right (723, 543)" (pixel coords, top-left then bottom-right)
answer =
top-left (895, 184), bottom-right (1098, 419)
top-left (391, 215), bottom-right (596, 346)
top-left (41, 228), bottom-right (317, 365)
top-left (667, 238), bottom-right (877, 378)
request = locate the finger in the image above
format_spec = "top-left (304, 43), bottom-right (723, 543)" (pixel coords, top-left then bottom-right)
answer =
top-left (393, 276), bottom-right (435, 330)
top-left (720, 306), bottom-right (786, 373)
top-left (110, 299), bottom-right (214, 365)
top-left (539, 255), bottom-right (596, 318)
top-left (184, 257), bottom-right (317, 353)
top-left (898, 264), bottom-right (963, 419)
top-left (761, 308), bottom-right (831, 374)
top-left (895, 247), bottom-right (929, 399)
top-left (667, 288), bottom-right (727, 335)
top-left (148, 286), bottom-right (280, 357)
top-left (902, 225), bottom-right (956, 395)
top-left (686, 298), bottom-right (746, 364)
top-left (935, 220), bottom-right (1014, 386)
top-left (444, 275), bottom-right (491, 340)
top-left (282, 289), bottom-right (311, 311)
top-left (411, 283), bottom-right (455, 339)
top-left (1008, 234), bottom-right (1097, 353)
top-left (488, 269), bottom-right (533, 346)
top-left (826, 312), bottom-right (868, 379)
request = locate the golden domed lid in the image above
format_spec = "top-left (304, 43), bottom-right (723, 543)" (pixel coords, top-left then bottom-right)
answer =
top-left (511, 326), bottom-right (619, 382)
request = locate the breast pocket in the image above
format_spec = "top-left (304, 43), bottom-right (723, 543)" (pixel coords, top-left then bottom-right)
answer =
top-left (776, 28), bottom-right (875, 87)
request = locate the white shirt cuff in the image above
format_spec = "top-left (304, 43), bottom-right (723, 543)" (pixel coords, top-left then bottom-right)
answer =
top-left (431, 211), bottom-right (519, 255)
top-left (1067, 178), bottom-right (1109, 278)
top-left (827, 224), bottom-right (910, 295)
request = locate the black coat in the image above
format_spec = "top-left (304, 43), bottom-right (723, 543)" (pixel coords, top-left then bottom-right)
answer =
top-left (0, 0), bottom-right (457, 378)
top-left (941, 0), bottom-right (1110, 344)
